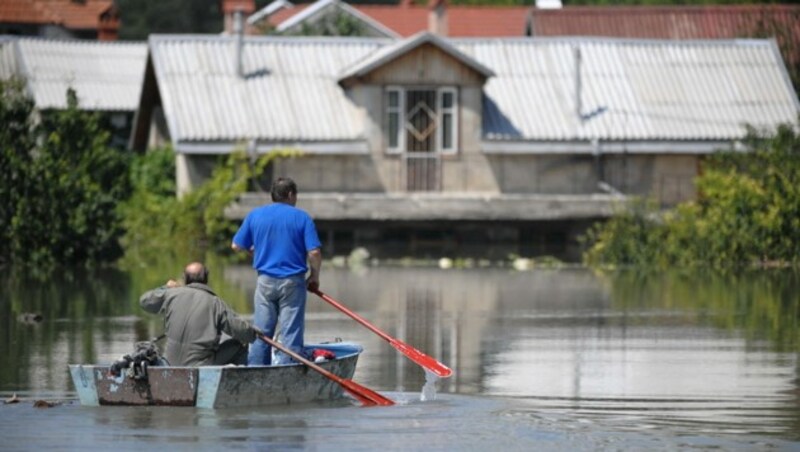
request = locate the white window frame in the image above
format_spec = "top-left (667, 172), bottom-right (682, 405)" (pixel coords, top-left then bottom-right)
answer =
top-left (384, 86), bottom-right (458, 155)
top-left (385, 86), bottom-right (404, 154)
top-left (437, 87), bottom-right (458, 155)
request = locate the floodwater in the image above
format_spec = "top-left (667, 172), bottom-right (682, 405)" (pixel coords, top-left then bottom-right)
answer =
top-left (1, 264), bottom-right (799, 451)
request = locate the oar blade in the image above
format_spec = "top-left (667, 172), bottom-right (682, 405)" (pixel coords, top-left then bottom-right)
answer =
top-left (391, 340), bottom-right (453, 378)
top-left (341, 379), bottom-right (395, 406)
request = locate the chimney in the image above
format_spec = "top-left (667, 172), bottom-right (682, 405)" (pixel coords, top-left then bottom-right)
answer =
top-left (222, 0), bottom-right (255, 34)
top-left (428, 0), bottom-right (448, 36)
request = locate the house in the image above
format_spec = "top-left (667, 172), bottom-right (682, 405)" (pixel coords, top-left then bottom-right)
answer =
top-left (130, 31), bottom-right (800, 259)
top-left (0, 0), bottom-right (120, 41)
top-left (251, 1), bottom-right (800, 91)
top-left (527, 4), bottom-right (800, 91)
top-left (0, 36), bottom-right (147, 147)
top-left (250, 0), bottom-right (531, 38)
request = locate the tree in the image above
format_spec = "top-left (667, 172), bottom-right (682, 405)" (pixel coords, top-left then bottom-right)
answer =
top-left (0, 83), bottom-right (131, 271)
top-left (0, 78), bottom-right (36, 268)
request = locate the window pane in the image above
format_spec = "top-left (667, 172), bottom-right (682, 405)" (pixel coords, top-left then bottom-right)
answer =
top-left (389, 112), bottom-right (399, 148)
top-left (388, 91), bottom-right (399, 108)
top-left (442, 92), bottom-right (453, 109)
top-left (442, 112), bottom-right (452, 149)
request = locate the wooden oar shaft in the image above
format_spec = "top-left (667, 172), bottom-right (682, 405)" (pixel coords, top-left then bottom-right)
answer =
top-left (313, 290), bottom-right (392, 341)
top-left (311, 289), bottom-right (454, 378)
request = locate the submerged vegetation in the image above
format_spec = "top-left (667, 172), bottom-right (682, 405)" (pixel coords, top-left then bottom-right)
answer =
top-left (583, 120), bottom-right (800, 269)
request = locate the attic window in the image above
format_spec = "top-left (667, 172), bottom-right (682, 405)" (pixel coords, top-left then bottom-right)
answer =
top-left (385, 86), bottom-right (458, 155)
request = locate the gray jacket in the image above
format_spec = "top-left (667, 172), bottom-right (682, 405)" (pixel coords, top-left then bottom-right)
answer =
top-left (139, 283), bottom-right (255, 366)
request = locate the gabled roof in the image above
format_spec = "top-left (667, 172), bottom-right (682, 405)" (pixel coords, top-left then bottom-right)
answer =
top-left (0, 0), bottom-right (118, 33)
top-left (138, 34), bottom-right (799, 151)
top-left (0, 37), bottom-right (146, 111)
top-left (339, 32), bottom-right (494, 86)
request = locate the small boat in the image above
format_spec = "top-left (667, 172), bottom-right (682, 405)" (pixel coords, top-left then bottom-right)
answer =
top-left (69, 342), bottom-right (362, 408)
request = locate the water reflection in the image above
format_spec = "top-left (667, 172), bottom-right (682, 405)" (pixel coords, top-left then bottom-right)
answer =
top-left (0, 264), bottom-right (799, 444)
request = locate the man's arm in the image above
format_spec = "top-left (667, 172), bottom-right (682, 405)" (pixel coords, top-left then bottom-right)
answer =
top-left (231, 241), bottom-right (254, 255)
top-left (306, 248), bottom-right (322, 292)
top-left (215, 298), bottom-right (258, 344)
top-left (139, 280), bottom-right (177, 313)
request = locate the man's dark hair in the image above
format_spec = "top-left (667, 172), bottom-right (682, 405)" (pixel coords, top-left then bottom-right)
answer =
top-left (271, 177), bottom-right (297, 202)
top-left (184, 262), bottom-right (209, 285)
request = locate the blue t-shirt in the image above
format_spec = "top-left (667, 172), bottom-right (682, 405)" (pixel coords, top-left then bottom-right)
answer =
top-left (232, 203), bottom-right (321, 278)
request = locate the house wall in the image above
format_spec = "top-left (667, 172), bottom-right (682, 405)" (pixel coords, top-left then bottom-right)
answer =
top-left (338, 43), bottom-right (499, 194)
top-left (485, 152), bottom-right (698, 205)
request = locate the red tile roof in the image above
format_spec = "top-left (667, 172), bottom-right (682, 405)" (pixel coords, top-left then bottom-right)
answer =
top-left (358, 5), bottom-right (530, 37)
top-left (0, 0), bottom-right (118, 38)
top-left (222, 0), bottom-right (256, 15)
top-left (264, 3), bottom-right (529, 38)
top-left (529, 5), bottom-right (800, 40)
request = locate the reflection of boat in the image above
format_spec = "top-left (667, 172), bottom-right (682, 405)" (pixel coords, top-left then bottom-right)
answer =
top-left (68, 343), bottom-right (361, 408)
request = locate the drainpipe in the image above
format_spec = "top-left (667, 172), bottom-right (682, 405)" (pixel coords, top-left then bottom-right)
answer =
top-left (594, 139), bottom-right (623, 196)
top-left (234, 9), bottom-right (244, 78)
top-left (574, 45), bottom-right (582, 124)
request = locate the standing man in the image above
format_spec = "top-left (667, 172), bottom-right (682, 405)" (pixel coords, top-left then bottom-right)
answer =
top-left (231, 177), bottom-right (322, 365)
top-left (139, 262), bottom-right (257, 366)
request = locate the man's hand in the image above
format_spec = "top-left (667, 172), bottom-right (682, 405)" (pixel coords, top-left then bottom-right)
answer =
top-left (251, 325), bottom-right (264, 342)
top-left (306, 276), bottom-right (319, 293)
top-left (166, 279), bottom-right (179, 288)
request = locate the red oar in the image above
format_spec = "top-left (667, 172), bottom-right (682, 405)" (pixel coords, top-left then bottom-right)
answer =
top-left (311, 289), bottom-right (453, 378)
top-left (256, 333), bottom-right (394, 407)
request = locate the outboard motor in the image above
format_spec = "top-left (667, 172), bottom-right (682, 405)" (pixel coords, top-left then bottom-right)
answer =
top-left (109, 340), bottom-right (166, 380)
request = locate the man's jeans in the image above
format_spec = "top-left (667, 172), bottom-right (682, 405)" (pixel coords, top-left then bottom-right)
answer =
top-left (248, 274), bottom-right (306, 366)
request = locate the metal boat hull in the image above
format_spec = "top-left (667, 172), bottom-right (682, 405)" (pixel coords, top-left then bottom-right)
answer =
top-left (69, 343), bottom-right (361, 408)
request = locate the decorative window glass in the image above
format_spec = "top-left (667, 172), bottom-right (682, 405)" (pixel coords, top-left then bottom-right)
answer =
top-left (384, 86), bottom-right (458, 154)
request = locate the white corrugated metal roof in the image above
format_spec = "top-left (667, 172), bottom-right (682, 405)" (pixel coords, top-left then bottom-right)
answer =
top-left (150, 35), bottom-right (386, 143)
top-left (0, 37), bottom-right (18, 80)
top-left (2, 37), bottom-right (147, 111)
top-left (147, 34), bottom-right (799, 146)
top-left (454, 37), bottom-right (799, 141)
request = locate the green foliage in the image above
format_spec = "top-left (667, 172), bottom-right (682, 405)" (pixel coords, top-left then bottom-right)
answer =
top-left (294, 10), bottom-right (368, 37)
top-left (0, 82), bottom-right (130, 271)
top-left (0, 78), bottom-right (36, 267)
top-left (115, 0), bottom-right (223, 40)
top-left (583, 119), bottom-right (800, 269)
top-left (119, 147), bottom-right (302, 266)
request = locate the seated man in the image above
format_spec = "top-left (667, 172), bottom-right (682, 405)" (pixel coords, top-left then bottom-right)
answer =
top-left (140, 262), bottom-right (257, 366)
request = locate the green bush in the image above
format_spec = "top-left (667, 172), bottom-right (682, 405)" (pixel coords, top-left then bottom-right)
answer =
top-left (583, 120), bottom-right (800, 269)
